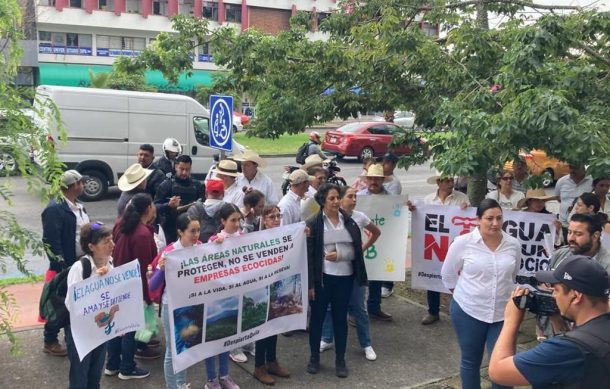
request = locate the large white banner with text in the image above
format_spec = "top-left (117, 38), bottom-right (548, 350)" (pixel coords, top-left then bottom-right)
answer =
top-left (356, 195), bottom-right (409, 282)
top-left (67, 260), bottom-right (145, 360)
top-left (411, 204), bottom-right (556, 293)
top-left (165, 223), bottom-right (308, 373)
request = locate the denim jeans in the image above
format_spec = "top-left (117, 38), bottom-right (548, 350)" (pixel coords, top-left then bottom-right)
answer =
top-left (163, 304), bottom-right (187, 389)
top-left (106, 331), bottom-right (136, 374)
top-left (427, 290), bottom-right (440, 315)
top-left (205, 352), bottom-right (229, 380)
top-left (66, 325), bottom-right (106, 389)
top-left (321, 278), bottom-right (371, 348)
top-left (254, 336), bottom-right (277, 367)
top-left (367, 280), bottom-right (382, 313)
top-left (309, 273), bottom-right (354, 363)
top-left (450, 300), bottom-right (511, 389)
top-left (44, 320), bottom-right (62, 344)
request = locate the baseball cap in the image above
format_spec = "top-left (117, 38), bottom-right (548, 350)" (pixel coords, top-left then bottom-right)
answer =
top-left (61, 170), bottom-right (83, 187)
top-left (536, 254), bottom-right (610, 298)
top-left (206, 179), bottom-right (224, 195)
top-left (289, 169), bottom-right (314, 185)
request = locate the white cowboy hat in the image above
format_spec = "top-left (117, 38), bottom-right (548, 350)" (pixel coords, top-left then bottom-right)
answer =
top-left (212, 159), bottom-right (241, 177)
top-left (366, 164), bottom-right (385, 178)
top-left (426, 169), bottom-right (452, 185)
top-left (233, 149), bottom-right (267, 169)
top-left (118, 163), bottom-right (153, 192)
top-left (301, 154), bottom-right (327, 170)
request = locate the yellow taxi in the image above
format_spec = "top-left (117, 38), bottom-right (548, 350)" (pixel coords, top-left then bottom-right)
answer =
top-left (505, 150), bottom-right (570, 187)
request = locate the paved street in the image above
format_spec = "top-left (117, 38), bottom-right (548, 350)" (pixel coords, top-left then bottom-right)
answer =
top-left (0, 157), bottom-right (438, 279)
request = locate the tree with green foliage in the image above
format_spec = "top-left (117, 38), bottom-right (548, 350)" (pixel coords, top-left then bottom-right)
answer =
top-left (1, 0), bottom-right (65, 352)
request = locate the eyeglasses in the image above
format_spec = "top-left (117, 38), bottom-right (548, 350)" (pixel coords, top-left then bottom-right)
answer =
top-left (501, 177), bottom-right (514, 181)
top-left (266, 213), bottom-right (282, 220)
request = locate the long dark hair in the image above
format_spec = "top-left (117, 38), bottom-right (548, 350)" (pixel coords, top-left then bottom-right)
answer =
top-left (216, 203), bottom-right (242, 232)
top-left (476, 198), bottom-right (502, 218)
top-left (120, 193), bottom-right (153, 235)
top-left (243, 189), bottom-right (265, 209)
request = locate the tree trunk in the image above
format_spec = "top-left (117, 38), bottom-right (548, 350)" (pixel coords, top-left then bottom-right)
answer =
top-left (467, 173), bottom-right (488, 207)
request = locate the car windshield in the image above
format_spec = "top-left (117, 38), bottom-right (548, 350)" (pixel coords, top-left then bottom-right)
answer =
top-left (336, 123), bottom-right (365, 133)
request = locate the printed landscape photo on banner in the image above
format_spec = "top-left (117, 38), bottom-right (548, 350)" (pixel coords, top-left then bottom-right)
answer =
top-left (241, 287), bottom-right (269, 331)
top-left (205, 295), bottom-right (239, 342)
top-left (173, 304), bottom-right (204, 354)
top-left (269, 274), bottom-right (303, 320)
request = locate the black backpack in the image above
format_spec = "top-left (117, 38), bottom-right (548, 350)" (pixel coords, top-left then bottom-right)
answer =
top-left (39, 257), bottom-right (92, 328)
top-left (190, 202), bottom-right (221, 242)
top-left (296, 142), bottom-right (311, 165)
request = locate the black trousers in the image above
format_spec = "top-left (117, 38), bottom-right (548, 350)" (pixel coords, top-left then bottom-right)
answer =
top-left (309, 273), bottom-right (354, 363)
top-left (254, 335), bottom-right (278, 367)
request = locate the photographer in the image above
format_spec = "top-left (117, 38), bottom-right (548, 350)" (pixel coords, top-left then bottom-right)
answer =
top-left (489, 255), bottom-right (610, 388)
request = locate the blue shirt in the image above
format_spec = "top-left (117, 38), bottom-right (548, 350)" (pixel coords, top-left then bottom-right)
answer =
top-left (513, 336), bottom-right (586, 388)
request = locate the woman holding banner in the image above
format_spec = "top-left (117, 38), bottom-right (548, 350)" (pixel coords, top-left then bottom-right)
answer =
top-left (108, 193), bottom-right (158, 379)
top-left (441, 199), bottom-right (520, 389)
top-left (65, 222), bottom-right (114, 389)
top-left (149, 213), bottom-right (201, 389)
top-left (306, 183), bottom-right (368, 378)
top-left (251, 204), bottom-right (291, 385)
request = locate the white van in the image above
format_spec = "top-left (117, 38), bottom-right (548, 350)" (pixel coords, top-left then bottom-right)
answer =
top-left (35, 85), bottom-right (243, 201)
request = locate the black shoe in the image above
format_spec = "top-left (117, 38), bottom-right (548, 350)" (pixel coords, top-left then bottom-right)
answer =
top-left (369, 309), bottom-right (393, 321)
top-left (335, 360), bottom-right (348, 378)
top-left (306, 356), bottom-right (320, 374)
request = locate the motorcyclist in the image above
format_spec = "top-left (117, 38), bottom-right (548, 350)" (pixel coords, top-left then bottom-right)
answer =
top-left (151, 138), bottom-right (182, 178)
top-left (307, 131), bottom-right (330, 160)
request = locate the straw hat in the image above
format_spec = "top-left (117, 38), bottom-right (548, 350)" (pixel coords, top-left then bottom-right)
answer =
top-left (118, 164), bottom-right (153, 192)
top-left (366, 164), bottom-right (385, 178)
top-left (516, 188), bottom-right (558, 209)
top-left (301, 154), bottom-right (326, 170)
top-left (212, 159), bottom-right (240, 177)
top-left (426, 169), bottom-right (451, 185)
top-left (233, 149), bottom-right (267, 168)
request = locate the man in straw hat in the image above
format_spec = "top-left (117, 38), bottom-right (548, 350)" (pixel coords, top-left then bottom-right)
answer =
top-left (489, 255), bottom-right (610, 388)
top-left (301, 154), bottom-right (325, 172)
top-left (41, 169), bottom-right (89, 356)
top-left (278, 169), bottom-right (314, 225)
top-left (407, 170), bottom-right (469, 325)
top-left (117, 163), bottom-right (153, 216)
top-left (212, 159), bottom-right (244, 208)
top-left (234, 150), bottom-right (278, 204)
top-left (356, 164), bottom-right (393, 321)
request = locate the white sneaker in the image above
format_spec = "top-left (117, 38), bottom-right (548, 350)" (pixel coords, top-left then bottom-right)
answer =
top-left (381, 287), bottom-right (393, 298)
top-left (229, 350), bottom-right (248, 363)
top-left (363, 346), bottom-right (377, 361)
top-left (319, 340), bottom-right (334, 353)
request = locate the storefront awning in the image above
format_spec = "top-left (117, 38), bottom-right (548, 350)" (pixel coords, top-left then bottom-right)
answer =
top-left (37, 63), bottom-right (215, 91)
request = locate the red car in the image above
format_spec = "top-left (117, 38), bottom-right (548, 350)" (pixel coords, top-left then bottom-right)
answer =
top-left (322, 121), bottom-right (412, 161)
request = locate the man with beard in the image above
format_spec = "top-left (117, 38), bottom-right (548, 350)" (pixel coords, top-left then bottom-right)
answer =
top-left (155, 155), bottom-right (204, 243)
top-left (545, 212), bottom-right (609, 334)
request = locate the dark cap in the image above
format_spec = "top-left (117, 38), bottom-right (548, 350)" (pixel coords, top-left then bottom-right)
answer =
top-left (536, 255), bottom-right (610, 297)
top-left (382, 152), bottom-right (399, 163)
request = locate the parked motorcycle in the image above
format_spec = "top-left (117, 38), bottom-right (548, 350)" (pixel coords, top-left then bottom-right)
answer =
top-left (281, 158), bottom-right (347, 195)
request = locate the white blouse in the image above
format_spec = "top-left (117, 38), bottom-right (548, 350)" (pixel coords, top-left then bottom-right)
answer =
top-left (441, 228), bottom-right (520, 323)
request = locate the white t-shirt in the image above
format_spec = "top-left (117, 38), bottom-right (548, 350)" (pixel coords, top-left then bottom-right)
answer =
top-left (555, 175), bottom-right (593, 226)
top-left (350, 210), bottom-right (371, 229)
top-left (322, 212), bottom-right (354, 276)
top-left (279, 190), bottom-right (302, 225)
top-left (65, 255), bottom-right (113, 309)
top-left (66, 198), bottom-right (90, 257)
top-left (485, 190), bottom-right (525, 209)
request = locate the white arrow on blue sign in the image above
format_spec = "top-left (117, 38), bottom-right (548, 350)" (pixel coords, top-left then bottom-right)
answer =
top-left (209, 95), bottom-right (233, 152)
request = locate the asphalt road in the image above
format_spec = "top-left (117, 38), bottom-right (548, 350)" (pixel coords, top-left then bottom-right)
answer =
top-left (1, 157), bottom-right (437, 279)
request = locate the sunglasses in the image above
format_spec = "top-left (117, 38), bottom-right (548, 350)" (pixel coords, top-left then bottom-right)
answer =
top-left (501, 176), bottom-right (514, 181)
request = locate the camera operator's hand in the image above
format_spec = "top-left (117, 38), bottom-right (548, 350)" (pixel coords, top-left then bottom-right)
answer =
top-left (504, 287), bottom-right (529, 326)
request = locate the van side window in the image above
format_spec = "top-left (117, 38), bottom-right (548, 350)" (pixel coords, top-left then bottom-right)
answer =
top-left (193, 117), bottom-right (209, 146)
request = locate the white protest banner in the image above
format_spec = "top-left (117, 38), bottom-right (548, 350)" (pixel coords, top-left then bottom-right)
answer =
top-left (355, 195), bottom-right (408, 281)
top-left (67, 260), bottom-right (144, 360)
top-left (165, 223), bottom-right (308, 373)
top-left (411, 204), bottom-right (556, 292)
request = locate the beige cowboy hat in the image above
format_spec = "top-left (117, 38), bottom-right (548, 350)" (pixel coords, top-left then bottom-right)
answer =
top-left (516, 188), bottom-right (558, 209)
top-left (301, 154), bottom-right (328, 170)
top-left (426, 169), bottom-right (452, 185)
top-left (366, 164), bottom-right (385, 178)
top-left (233, 149), bottom-right (267, 169)
top-left (118, 163), bottom-right (153, 192)
top-left (289, 169), bottom-right (315, 185)
top-left (212, 159), bottom-right (241, 177)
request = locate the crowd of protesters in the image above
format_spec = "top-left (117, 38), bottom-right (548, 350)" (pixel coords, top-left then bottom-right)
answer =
top-left (40, 138), bottom-right (610, 389)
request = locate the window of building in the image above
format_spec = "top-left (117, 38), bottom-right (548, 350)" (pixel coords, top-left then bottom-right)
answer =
top-left (198, 40), bottom-right (212, 62)
top-left (97, 35), bottom-right (145, 56)
top-left (421, 22), bottom-right (438, 37)
top-left (69, 0), bottom-right (81, 7)
top-left (203, 1), bottom-right (217, 20)
top-left (317, 12), bottom-right (330, 28)
top-left (179, 0), bottom-right (194, 15)
top-left (39, 31), bottom-right (52, 42)
top-left (153, 0), bottom-right (167, 15)
top-left (126, 0), bottom-right (140, 12)
top-left (38, 31), bottom-right (92, 55)
top-left (225, 3), bottom-right (241, 23)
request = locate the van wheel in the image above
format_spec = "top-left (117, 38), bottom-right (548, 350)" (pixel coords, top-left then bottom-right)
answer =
top-left (81, 170), bottom-right (108, 202)
top-left (0, 151), bottom-right (17, 173)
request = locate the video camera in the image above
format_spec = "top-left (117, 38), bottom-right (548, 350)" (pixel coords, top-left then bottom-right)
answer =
top-left (513, 275), bottom-right (559, 316)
